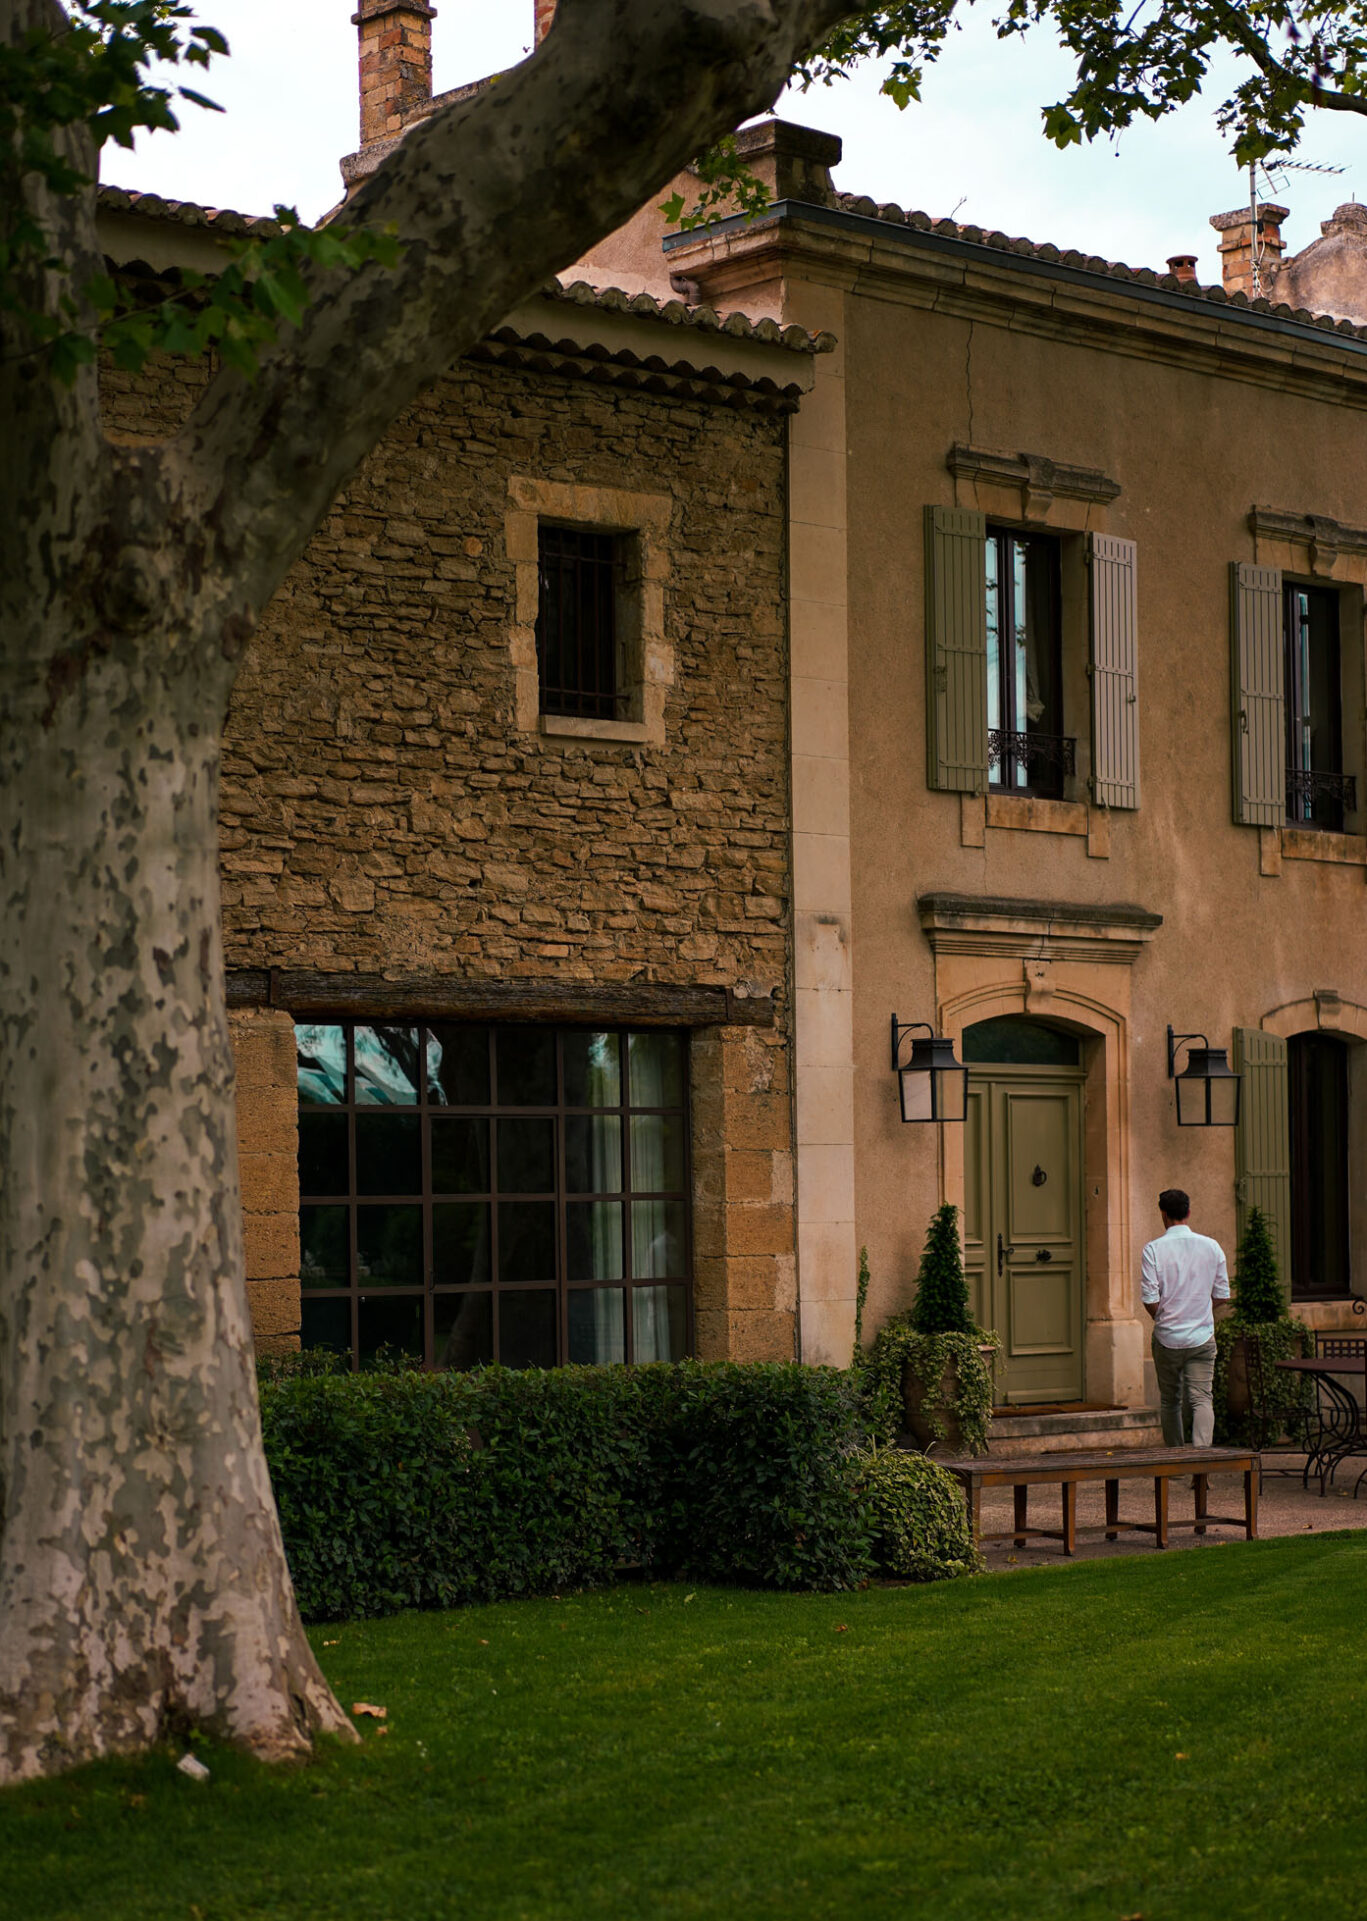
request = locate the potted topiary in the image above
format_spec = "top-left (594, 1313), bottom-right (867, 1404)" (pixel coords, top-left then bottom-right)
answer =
top-left (1215, 1206), bottom-right (1313, 1444)
top-left (866, 1205), bottom-right (999, 1457)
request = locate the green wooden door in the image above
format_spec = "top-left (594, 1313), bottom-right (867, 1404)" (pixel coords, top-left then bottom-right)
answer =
top-left (966, 1065), bottom-right (1086, 1404)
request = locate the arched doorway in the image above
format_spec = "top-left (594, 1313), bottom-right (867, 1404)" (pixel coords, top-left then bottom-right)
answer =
top-left (1289, 1032), bottom-right (1351, 1299)
top-left (962, 1016), bottom-right (1087, 1404)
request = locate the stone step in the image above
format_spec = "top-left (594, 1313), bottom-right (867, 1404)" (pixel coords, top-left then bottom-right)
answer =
top-left (983, 1407), bottom-right (1164, 1457)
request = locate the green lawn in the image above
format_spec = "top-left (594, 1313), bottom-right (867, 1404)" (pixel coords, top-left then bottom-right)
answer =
top-left (5, 1534), bottom-right (1366, 1921)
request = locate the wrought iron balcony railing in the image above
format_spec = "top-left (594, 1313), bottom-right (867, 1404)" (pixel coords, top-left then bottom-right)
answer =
top-left (1286, 768), bottom-right (1357, 824)
top-left (988, 729), bottom-right (1077, 779)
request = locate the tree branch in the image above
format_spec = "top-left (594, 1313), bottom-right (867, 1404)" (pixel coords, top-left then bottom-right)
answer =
top-left (1210, 0), bottom-right (1367, 120)
top-left (166, 0), bottom-right (856, 643)
top-left (0, 0), bottom-right (112, 660)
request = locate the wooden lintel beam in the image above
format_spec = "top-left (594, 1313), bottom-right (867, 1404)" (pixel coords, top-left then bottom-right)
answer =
top-left (225, 970), bottom-right (775, 1028)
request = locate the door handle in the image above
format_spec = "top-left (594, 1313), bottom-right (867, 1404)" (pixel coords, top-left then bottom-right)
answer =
top-left (996, 1233), bottom-right (1015, 1277)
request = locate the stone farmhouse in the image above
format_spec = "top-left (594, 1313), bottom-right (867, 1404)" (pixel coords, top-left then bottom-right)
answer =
top-left (98, 0), bottom-right (1367, 1441)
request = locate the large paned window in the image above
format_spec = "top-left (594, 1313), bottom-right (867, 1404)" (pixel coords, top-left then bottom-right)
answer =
top-left (1289, 1032), bottom-right (1350, 1298)
top-left (536, 525), bottom-right (625, 719)
top-left (1284, 583), bottom-right (1351, 830)
top-left (297, 1023), bottom-right (691, 1369)
top-left (985, 526), bottom-right (1070, 798)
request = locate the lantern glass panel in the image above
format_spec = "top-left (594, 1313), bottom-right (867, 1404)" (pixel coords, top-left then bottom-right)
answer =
top-left (935, 1066), bottom-right (969, 1124)
top-left (899, 1068), bottom-right (934, 1123)
top-left (1207, 1071), bottom-right (1240, 1128)
top-left (1175, 1071), bottom-right (1207, 1127)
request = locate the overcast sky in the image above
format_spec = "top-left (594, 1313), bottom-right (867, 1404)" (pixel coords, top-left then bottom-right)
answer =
top-left (110, 1), bottom-right (1367, 282)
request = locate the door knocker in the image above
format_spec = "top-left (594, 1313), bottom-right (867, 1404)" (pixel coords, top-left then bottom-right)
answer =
top-left (1031, 1164), bottom-right (1047, 1187)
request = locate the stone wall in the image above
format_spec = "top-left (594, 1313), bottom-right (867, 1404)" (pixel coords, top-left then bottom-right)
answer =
top-left (101, 345), bottom-right (798, 1363)
top-left (228, 1007), bottom-right (301, 1353)
top-left (219, 357), bottom-right (791, 998)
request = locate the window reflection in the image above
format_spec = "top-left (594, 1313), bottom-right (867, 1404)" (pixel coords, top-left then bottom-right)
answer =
top-left (568, 1288), bottom-right (624, 1365)
top-left (563, 1031), bottom-right (621, 1108)
top-left (354, 1025), bottom-right (421, 1106)
top-left (628, 1031), bottom-right (684, 1109)
top-left (297, 1024), bottom-right (346, 1104)
top-left (633, 1285), bottom-right (686, 1363)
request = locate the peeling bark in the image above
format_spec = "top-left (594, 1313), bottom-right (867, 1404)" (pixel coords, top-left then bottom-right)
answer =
top-left (0, 0), bottom-right (853, 1782)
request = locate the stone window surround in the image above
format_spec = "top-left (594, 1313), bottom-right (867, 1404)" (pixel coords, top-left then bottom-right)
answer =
top-left (1248, 507), bottom-right (1367, 878)
top-left (946, 443), bottom-right (1124, 854)
top-left (505, 475), bottom-right (674, 746)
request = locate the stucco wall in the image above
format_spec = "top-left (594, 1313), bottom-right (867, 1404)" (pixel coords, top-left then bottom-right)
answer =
top-left (837, 278), bottom-right (1367, 1370)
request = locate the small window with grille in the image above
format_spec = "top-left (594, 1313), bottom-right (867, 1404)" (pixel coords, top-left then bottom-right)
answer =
top-left (536, 525), bottom-right (627, 720)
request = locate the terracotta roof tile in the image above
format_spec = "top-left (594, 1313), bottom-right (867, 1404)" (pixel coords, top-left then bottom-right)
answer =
top-left (832, 188), bottom-right (1367, 342)
top-left (97, 187), bottom-right (833, 355)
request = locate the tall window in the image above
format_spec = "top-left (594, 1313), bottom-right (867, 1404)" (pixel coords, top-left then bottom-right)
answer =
top-left (985, 526), bottom-right (1070, 798)
top-left (297, 1023), bottom-right (691, 1369)
top-left (1284, 583), bottom-right (1351, 830)
top-left (536, 525), bottom-right (624, 719)
top-left (1289, 1032), bottom-right (1350, 1299)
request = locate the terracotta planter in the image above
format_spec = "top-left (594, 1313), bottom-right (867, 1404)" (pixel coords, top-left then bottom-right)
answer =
top-left (1224, 1333), bottom-right (1254, 1419)
top-left (903, 1344), bottom-right (996, 1455)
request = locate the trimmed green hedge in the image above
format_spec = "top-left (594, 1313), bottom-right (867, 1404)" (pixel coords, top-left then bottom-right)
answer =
top-left (260, 1361), bottom-right (874, 1620)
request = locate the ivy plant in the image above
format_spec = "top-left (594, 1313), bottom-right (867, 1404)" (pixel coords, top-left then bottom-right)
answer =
top-left (862, 1209), bottom-right (998, 1456)
top-left (858, 1440), bottom-right (983, 1581)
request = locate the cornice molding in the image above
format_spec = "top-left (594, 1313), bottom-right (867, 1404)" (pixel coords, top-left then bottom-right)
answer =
top-left (917, 892), bottom-right (1162, 966)
top-left (947, 444), bottom-right (1121, 520)
top-left (668, 209), bottom-right (1367, 414)
top-left (1249, 506), bottom-right (1367, 577)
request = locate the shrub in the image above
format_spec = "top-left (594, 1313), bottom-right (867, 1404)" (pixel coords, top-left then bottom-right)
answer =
top-left (860, 1444), bottom-right (982, 1582)
top-left (1210, 1206), bottom-right (1313, 1445)
top-left (1233, 1207), bottom-right (1286, 1325)
top-left (260, 1361), bottom-right (874, 1621)
top-left (909, 1203), bottom-right (977, 1336)
top-left (1213, 1316), bottom-right (1313, 1447)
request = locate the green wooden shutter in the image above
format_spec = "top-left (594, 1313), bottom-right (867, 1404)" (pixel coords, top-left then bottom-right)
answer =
top-left (1231, 563), bottom-right (1285, 826)
top-left (924, 506), bottom-right (988, 793)
top-left (1233, 1026), bottom-right (1291, 1298)
top-left (1088, 533), bottom-right (1140, 809)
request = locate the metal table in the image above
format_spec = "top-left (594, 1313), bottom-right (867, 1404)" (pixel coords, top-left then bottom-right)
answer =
top-left (1276, 1355), bottom-right (1367, 1493)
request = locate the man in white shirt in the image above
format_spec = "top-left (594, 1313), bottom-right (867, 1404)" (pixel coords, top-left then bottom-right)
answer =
top-left (1140, 1188), bottom-right (1231, 1447)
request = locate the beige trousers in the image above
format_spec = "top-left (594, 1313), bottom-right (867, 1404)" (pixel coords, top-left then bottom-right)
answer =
top-left (1152, 1334), bottom-right (1217, 1448)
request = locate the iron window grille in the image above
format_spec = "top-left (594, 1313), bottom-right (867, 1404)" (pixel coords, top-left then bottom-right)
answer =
top-left (988, 729), bottom-right (1076, 782)
top-left (1287, 768), bottom-right (1356, 826)
top-left (296, 1022), bottom-right (692, 1371)
top-left (536, 525), bottom-right (626, 719)
top-left (985, 526), bottom-right (1068, 799)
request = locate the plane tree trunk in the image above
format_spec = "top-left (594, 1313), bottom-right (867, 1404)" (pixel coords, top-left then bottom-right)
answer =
top-left (0, 0), bottom-right (852, 1783)
top-left (0, 626), bottom-right (353, 1780)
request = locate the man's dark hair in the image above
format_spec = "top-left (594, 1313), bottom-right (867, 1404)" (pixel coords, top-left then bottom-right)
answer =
top-left (1159, 1187), bottom-right (1190, 1221)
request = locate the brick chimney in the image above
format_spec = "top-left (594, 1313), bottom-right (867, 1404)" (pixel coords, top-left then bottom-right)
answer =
top-left (354, 0), bottom-right (436, 150)
top-left (1210, 202), bottom-right (1288, 297)
top-left (534, 0), bottom-right (556, 42)
top-left (1166, 254), bottom-right (1198, 285)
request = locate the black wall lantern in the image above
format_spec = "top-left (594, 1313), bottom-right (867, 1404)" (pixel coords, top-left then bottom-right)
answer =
top-left (1167, 1026), bottom-right (1241, 1127)
top-left (891, 1016), bottom-right (968, 1123)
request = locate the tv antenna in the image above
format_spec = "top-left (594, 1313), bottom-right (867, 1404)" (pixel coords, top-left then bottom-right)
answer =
top-left (1247, 156), bottom-right (1347, 294)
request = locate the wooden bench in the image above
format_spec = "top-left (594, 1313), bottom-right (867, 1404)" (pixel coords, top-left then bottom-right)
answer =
top-left (936, 1447), bottom-right (1260, 1555)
